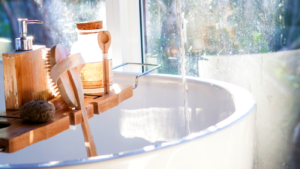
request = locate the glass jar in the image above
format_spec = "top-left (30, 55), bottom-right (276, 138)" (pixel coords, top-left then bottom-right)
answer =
top-left (71, 29), bottom-right (113, 93)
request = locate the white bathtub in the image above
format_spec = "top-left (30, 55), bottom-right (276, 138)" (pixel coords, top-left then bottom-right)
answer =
top-left (0, 70), bottom-right (255, 169)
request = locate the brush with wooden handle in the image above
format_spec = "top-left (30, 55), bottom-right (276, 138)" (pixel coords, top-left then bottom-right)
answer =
top-left (97, 31), bottom-right (111, 94)
top-left (49, 44), bottom-right (97, 157)
top-left (31, 48), bottom-right (69, 111)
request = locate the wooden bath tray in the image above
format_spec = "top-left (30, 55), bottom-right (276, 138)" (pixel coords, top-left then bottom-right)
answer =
top-left (0, 84), bottom-right (133, 153)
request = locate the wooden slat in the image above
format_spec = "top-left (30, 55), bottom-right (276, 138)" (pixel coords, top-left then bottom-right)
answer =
top-left (0, 84), bottom-right (133, 153)
top-left (83, 84), bottom-right (133, 115)
top-left (67, 104), bottom-right (94, 126)
top-left (0, 109), bottom-right (69, 153)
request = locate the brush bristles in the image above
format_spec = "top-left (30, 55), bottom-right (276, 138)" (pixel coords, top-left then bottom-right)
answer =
top-left (43, 49), bottom-right (60, 97)
top-left (40, 48), bottom-right (69, 110)
top-left (32, 89), bottom-right (54, 101)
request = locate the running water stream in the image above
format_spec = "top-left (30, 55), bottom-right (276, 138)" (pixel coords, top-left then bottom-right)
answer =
top-left (176, 0), bottom-right (190, 135)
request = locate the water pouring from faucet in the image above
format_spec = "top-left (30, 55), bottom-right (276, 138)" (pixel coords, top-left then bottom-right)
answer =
top-left (176, 0), bottom-right (190, 135)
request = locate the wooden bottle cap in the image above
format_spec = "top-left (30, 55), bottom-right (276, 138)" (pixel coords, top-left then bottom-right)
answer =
top-left (76, 21), bottom-right (103, 30)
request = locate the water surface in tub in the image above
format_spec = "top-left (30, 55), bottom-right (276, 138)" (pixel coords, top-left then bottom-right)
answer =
top-left (0, 75), bottom-right (235, 165)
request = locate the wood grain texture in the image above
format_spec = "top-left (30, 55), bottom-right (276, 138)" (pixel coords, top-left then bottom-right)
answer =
top-left (50, 45), bottom-right (97, 157)
top-left (0, 84), bottom-right (132, 153)
top-left (0, 109), bottom-right (69, 153)
top-left (97, 31), bottom-right (112, 94)
top-left (104, 58), bottom-right (110, 93)
top-left (50, 45), bottom-right (78, 108)
top-left (76, 21), bottom-right (103, 35)
top-left (67, 104), bottom-right (94, 126)
top-left (68, 67), bottom-right (97, 157)
top-left (76, 21), bottom-right (103, 30)
top-left (3, 46), bottom-right (48, 109)
top-left (83, 84), bottom-right (133, 114)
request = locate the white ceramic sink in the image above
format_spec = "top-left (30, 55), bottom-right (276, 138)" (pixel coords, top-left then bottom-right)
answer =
top-left (0, 70), bottom-right (255, 169)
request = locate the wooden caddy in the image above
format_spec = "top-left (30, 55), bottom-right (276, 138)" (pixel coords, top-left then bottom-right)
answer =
top-left (0, 44), bottom-right (133, 154)
top-left (0, 84), bottom-right (133, 153)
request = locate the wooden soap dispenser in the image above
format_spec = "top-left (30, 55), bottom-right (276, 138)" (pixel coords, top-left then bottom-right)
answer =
top-left (2, 18), bottom-right (47, 110)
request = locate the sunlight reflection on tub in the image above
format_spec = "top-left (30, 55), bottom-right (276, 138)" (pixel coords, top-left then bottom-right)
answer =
top-left (119, 107), bottom-right (192, 143)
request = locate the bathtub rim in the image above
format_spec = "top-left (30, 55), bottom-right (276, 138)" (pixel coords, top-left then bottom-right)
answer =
top-left (0, 72), bottom-right (256, 169)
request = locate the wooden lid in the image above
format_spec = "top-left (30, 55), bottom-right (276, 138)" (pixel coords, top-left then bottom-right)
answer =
top-left (76, 21), bottom-right (103, 30)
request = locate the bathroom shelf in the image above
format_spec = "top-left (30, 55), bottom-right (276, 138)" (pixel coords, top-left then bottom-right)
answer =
top-left (0, 84), bottom-right (133, 153)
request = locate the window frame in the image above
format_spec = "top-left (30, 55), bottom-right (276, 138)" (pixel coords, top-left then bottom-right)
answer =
top-left (106, 0), bottom-right (143, 72)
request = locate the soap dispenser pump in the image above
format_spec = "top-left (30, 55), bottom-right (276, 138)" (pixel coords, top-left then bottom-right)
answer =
top-left (3, 18), bottom-right (47, 109)
top-left (15, 18), bottom-right (43, 51)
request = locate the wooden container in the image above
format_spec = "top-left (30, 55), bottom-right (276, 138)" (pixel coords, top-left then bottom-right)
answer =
top-left (2, 45), bottom-right (48, 110)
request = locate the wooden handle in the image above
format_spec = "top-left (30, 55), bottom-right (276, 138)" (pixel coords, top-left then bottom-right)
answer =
top-left (98, 31), bottom-right (112, 94)
top-left (68, 68), bottom-right (97, 157)
top-left (103, 54), bottom-right (110, 93)
top-left (50, 45), bottom-right (78, 108)
top-left (50, 48), bottom-right (97, 157)
top-left (102, 59), bottom-right (107, 94)
top-left (50, 53), bottom-right (85, 85)
top-left (104, 58), bottom-right (110, 93)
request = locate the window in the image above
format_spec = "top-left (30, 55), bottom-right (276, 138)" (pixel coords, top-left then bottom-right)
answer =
top-left (141, 0), bottom-right (297, 76)
top-left (0, 0), bottom-right (106, 55)
top-left (141, 0), bottom-right (300, 169)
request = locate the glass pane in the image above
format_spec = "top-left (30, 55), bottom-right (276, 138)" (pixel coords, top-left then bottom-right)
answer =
top-left (142, 0), bottom-right (296, 76)
top-left (0, 0), bottom-right (106, 56)
top-left (142, 0), bottom-right (300, 169)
